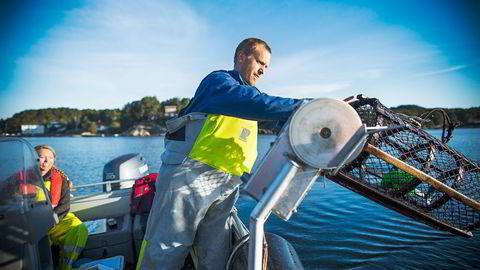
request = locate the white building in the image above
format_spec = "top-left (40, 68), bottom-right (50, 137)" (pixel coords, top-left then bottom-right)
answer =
top-left (164, 105), bottom-right (178, 118)
top-left (97, 125), bottom-right (108, 132)
top-left (21, 124), bottom-right (45, 135)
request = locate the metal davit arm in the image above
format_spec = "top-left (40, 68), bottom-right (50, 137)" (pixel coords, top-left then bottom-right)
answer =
top-left (245, 98), bottom-right (366, 270)
top-left (248, 159), bottom-right (300, 270)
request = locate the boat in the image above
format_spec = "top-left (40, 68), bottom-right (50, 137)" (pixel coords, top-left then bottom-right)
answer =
top-left (1, 96), bottom-right (478, 270)
top-left (0, 137), bottom-right (303, 270)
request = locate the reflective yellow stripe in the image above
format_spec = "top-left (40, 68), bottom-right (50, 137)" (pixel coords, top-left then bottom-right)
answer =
top-left (36, 180), bottom-right (51, 202)
top-left (63, 244), bottom-right (84, 254)
top-left (35, 186), bottom-right (46, 202)
top-left (60, 255), bottom-right (74, 267)
top-left (136, 240), bottom-right (148, 270)
top-left (189, 114), bottom-right (257, 176)
top-left (49, 213), bottom-right (88, 270)
top-left (44, 180), bottom-right (52, 191)
top-left (49, 212), bottom-right (84, 241)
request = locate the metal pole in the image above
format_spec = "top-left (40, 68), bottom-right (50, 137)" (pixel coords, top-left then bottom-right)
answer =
top-left (73, 178), bottom-right (140, 189)
top-left (248, 159), bottom-right (300, 270)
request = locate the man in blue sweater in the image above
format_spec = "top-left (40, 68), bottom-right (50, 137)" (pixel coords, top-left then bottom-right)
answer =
top-left (137, 38), bottom-right (303, 270)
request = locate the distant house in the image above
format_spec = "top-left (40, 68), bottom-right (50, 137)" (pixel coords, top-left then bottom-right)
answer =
top-left (96, 124), bottom-right (108, 132)
top-left (46, 121), bottom-right (67, 133)
top-left (164, 105), bottom-right (178, 118)
top-left (21, 124), bottom-right (45, 135)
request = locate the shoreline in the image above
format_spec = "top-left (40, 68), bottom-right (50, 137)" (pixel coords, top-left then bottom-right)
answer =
top-left (3, 126), bottom-right (479, 138)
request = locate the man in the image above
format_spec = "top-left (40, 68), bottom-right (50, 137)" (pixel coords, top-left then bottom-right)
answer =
top-left (137, 38), bottom-right (303, 270)
top-left (35, 144), bottom-right (88, 270)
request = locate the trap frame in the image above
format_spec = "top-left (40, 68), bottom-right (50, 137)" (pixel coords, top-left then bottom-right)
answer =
top-left (331, 95), bottom-right (480, 237)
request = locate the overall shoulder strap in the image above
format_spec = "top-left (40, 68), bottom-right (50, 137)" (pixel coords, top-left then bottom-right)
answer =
top-left (165, 112), bottom-right (208, 133)
top-left (50, 168), bottom-right (64, 207)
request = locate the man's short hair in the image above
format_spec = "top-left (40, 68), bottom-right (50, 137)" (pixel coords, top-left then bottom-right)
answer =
top-left (234, 38), bottom-right (272, 65)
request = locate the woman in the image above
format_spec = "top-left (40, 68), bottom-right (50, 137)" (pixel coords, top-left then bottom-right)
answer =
top-left (35, 144), bottom-right (88, 270)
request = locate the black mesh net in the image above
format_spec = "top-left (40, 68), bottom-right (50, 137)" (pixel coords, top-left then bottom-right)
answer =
top-left (329, 95), bottom-right (480, 237)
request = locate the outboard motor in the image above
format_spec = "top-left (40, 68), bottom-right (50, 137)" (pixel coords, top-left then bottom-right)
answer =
top-left (103, 153), bottom-right (148, 192)
top-left (0, 138), bottom-right (56, 270)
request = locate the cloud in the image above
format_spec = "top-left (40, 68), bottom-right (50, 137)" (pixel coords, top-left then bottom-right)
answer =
top-left (272, 81), bottom-right (352, 98)
top-left (257, 14), bottom-right (470, 103)
top-left (361, 68), bottom-right (385, 79)
top-left (6, 0), bottom-right (214, 115)
top-left (260, 22), bottom-right (428, 99)
top-left (410, 65), bottom-right (468, 79)
top-left (3, 0), bottom-right (477, 118)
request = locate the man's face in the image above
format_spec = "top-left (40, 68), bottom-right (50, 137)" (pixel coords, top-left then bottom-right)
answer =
top-left (235, 45), bottom-right (271, 86)
top-left (37, 148), bottom-right (54, 175)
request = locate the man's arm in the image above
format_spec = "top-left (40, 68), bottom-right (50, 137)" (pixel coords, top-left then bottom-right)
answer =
top-left (184, 71), bottom-right (302, 121)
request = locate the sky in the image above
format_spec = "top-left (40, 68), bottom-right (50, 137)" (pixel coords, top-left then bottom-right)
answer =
top-left (1, 0), bottom-right (479, 119)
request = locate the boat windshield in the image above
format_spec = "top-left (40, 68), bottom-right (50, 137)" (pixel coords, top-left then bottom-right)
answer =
top-left (0, 138), bottom-right (47, 211)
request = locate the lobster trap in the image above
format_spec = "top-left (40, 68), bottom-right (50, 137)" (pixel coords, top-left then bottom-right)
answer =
top-left (244, 97), bottom-right (479, 270)
top-left (333, 95), bottom-right (480, 237)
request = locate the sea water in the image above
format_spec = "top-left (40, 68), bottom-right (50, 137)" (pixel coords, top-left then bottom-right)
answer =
top-left (24, 128), bottom-right (480, 269)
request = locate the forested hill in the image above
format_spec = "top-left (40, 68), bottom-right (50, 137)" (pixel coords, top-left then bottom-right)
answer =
top-left (390, 105), bottom-right (480, 129)
top-left (0, 97), bottom-right (479, 135)
top-left (0, 96), bottom-right (190, 135)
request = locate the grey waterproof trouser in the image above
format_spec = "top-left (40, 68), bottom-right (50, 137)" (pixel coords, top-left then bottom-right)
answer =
top-left (138, 158), bottom-right (241, 270)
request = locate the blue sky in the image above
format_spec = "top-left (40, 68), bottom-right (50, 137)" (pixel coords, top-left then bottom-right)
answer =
top-left (1, 0), bottom-right (479, 119)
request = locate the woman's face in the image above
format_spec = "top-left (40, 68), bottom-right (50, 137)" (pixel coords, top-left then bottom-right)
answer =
top-left (37, 148), bottom-right (55, 175)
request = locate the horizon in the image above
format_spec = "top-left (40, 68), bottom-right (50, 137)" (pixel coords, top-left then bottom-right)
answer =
top-left (4, 95), bottom-right (480, 120)
top-left (1, 0), bottom-right (479, 119)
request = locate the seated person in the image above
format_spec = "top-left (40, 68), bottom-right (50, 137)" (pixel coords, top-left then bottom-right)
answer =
top-left (35, 144), bottom-right (88, 270)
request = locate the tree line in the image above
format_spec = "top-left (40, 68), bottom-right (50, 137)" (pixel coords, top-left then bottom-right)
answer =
top-left (0, 96), bottom-right (190, 134)
top-left (390, 105), bottom-right (480, 129)
top-left (0, 98), bottom-right (478, 135)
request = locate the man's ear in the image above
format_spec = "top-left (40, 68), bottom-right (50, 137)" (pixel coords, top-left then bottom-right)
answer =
top-left (237, 51), bottom-right (245, 64)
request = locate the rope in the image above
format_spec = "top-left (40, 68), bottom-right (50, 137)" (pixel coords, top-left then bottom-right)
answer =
top-left (419, 109), bottom-right (459, 143)
top-left (225, 234), bottom-right (268, 270)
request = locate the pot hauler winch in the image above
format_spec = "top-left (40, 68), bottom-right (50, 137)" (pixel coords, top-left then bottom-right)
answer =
top-left (244, 96), bottom-right (479, 270)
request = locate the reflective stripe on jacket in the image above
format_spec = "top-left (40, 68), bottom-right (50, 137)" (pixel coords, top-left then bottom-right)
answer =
top-left (189, 114), bottom-right (257, 176)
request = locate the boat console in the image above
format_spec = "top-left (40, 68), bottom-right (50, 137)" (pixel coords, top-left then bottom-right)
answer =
top-left (0, 138), bottom-right (56, 270)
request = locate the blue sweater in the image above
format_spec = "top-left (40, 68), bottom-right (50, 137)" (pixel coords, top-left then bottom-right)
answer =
top-left (180, 70), bottom-right (302, 121)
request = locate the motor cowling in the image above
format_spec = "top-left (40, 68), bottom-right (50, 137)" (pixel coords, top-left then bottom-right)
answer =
top-left (102, 153), bottom-right (148, 192)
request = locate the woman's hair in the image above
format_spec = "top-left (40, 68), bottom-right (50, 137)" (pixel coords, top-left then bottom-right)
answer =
top-left (35, 144), bottom-right (56, 165)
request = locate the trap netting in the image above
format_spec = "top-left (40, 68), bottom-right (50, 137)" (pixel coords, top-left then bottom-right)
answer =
top-left (329, 95), bottom-right (480, 237)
